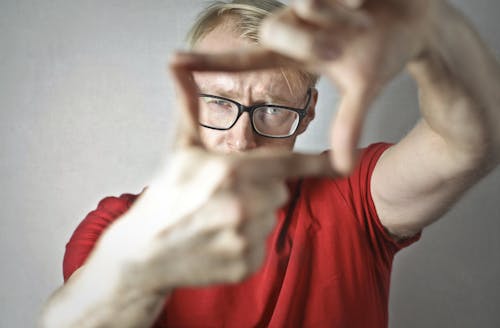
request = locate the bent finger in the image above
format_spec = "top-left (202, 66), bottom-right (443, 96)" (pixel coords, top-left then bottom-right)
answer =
top-left (261, 9), bottom-right (339, 63)
top-left (333, 0), bottom-right (365, 9)
top-left (172, 47), bottom-right (299, 72)
top-left (291, 0), bottom-right (370, 28)
top-left (260, 7), bottom-right (372, 64)
top-left (209, 229), bottom-right (247, 260)
top-left (169, 52), bottom-right (203, 148)
top-left (191, 191), bottom-right (245, 233)
top-left (233, 179), bottom-right (289, 216)
top-left (329, 86), bottom-right (373, 175)
top-left (238, 150), bottom-right (336, 182)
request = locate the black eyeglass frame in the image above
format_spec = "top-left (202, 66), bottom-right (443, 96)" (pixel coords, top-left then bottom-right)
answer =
top-left (198, 88), bottom-right (312, 139)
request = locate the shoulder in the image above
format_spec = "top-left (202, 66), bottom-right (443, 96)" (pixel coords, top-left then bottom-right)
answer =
top-left (94, 193), bottom-right (140, 218)
top-left (302, 142), bottom-right (393, 190)
top-left (63, 192), bottom-right (141, 281)
top-left (74, 192), bottom-right (141, 236)
top-left (298, 143), bottom-right (394, 225)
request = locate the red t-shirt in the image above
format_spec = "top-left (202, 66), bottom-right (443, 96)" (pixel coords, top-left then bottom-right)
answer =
top-left (63, 143), bottom-right (419, 327)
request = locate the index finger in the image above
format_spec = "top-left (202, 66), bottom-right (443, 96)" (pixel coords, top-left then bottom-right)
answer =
top-left (172, 47), bottom-right (304, 73)
top-left (237, 150), bottom-right (338, 182)
top-left (169, 48), bottom-right (305, 149)
top-left (329, 78), bottom-right (376, 174)
top-left (169, 53), bottom-right (204, 148)
top-left (333, 0), bottom-right (365, 9)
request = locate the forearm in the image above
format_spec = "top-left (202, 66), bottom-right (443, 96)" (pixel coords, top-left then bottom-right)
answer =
top-left (408, 1), bottom-right (500, 167)
top-left (39, 229), bottom-right (170, 328)
top-left (40, 280), bottom-right (165, 328)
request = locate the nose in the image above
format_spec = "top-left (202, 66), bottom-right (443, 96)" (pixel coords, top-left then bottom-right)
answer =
top-left (227, 113), bottom-right (257, 151)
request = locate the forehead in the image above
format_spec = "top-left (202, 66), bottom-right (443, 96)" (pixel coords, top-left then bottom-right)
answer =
top-left (194, 18), bottom-right (249, 54)
top-left (192, 21), bottom-right (306, 104)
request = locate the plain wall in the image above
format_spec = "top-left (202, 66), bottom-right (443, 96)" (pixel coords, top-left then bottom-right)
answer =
top-left (1, 0), bottom-right (499, 327)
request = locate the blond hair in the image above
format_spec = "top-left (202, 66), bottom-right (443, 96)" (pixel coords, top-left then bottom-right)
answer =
top-left (186, 0), bottom-right (319, 88)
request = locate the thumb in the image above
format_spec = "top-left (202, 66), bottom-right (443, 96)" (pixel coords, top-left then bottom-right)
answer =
top-left (168, 49), bottom-right (297, 149)
top-left (334, 0), bottom-right (365, 9)
top-left (169, 52), bottom-right (203, 148)
top-left (330, 85), bottom-right (373, 175)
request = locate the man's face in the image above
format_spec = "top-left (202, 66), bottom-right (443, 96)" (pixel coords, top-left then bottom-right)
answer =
top-left (192, 23), bottom-right (316, 153)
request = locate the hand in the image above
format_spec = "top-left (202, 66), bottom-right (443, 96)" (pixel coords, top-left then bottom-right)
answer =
top-left (94, 54), bottom-right (334, 294)
top-left (175, 0), bottom-right (436, 174)
top-left (267, 0), bottom-right (435, 172)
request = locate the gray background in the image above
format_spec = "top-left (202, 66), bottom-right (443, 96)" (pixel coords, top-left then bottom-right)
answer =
top-left (1, 0), bottom-right (499, 327)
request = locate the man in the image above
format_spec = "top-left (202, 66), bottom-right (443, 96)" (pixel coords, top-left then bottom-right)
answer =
top-left (40, 0), bottom-right (500, 327)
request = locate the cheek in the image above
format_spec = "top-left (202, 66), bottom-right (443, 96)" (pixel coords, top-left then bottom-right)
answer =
top-left (199, 127), bottom-right (297, 152)
top-left (200, 128), bottom-right (225, 151)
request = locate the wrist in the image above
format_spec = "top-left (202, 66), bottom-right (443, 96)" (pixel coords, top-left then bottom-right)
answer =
top-left (47, 253), bottom-right (169, 328)
top-left (93, 205), bottom-right (181, 295)
top-left (408, 0), bottom-right (448, 65)
top-left (406, 0), bottom-right (475, 93)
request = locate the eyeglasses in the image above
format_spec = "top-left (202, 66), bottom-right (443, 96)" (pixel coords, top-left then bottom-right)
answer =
top-left (198, 88), bottom-right (312, 138)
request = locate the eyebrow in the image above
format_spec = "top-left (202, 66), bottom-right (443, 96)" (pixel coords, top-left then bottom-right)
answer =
top-left (198, 86), bottom-right (298, 107)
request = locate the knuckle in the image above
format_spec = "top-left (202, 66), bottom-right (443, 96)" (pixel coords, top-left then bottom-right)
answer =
top-left (222, 156), bottom-right (239, 174)
top-left (217, 162), bottom-right (239, 189)
top-left (225, 196), bottom-right (246, 226)
top-left (261, 13), bottom-right (317, 62)
top-left (210, 229), bottom-right (247, 258)
top-left (208, 156), bottom-right (236, 181)
top-left (245, 244), bottom-right (266, 274)
top-left (262, 213), bottom-right (277, 233)
top-left (339, 0), bottom-right (364, 9)
top-left (233, 234), bottom-right (248, 255)
top-left (224, 233), bottom-right (248, 258)
top-left (275, 181), bottom-right (289, 206)
top-left (295, 0), bottom-right (328, 17)
top-left (227, 260), bottom-right (250, 283)
top-left (262, 181), bottom-right (289, 209)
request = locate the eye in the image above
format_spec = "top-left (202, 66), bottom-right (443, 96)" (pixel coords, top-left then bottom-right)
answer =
top-left (260, 107), bottom-right (291, 118)
top-left (255, 107), bottom-right (296, 124)
top-left (263, 107), bottom-right (281, 115)
top-left (200, 97), bottom-right (235, 114)
top-left (206, 98), bottom-right (231, 108)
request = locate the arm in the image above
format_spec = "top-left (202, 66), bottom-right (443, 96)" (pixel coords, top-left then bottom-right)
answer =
top-left (40, 256), bottom-right (167, 328)
top-left (39, 148), bottom-right (330, 328)
top-left (38, 150), bottom-right (252, 328)
top-left (239, 0), bottom-right (499, 238)
top-left (372, 1), bottom-right (500, 238)
top-left (39, 53), bottom-right (332, 326)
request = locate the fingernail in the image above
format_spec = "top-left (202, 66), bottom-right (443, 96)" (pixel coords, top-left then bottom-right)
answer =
top-left (314, 41), bottom-right (341, 61)
top-left (341, 0), bottom-right (364, 9)
top-left (321, 46), bottom-right (340, 61)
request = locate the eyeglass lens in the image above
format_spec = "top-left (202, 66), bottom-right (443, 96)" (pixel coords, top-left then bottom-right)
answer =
top-left (199, 96), bottom-right (300, 137)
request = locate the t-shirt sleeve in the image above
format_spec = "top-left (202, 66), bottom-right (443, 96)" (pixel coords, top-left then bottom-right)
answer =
top-left (347, 143), bottom-right (421, 261)
top-left (63, 193), bottom-right (138, 282)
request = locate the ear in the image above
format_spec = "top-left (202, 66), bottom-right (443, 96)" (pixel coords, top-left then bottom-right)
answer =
top-left (296, 87), bottom-right (317, 135)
